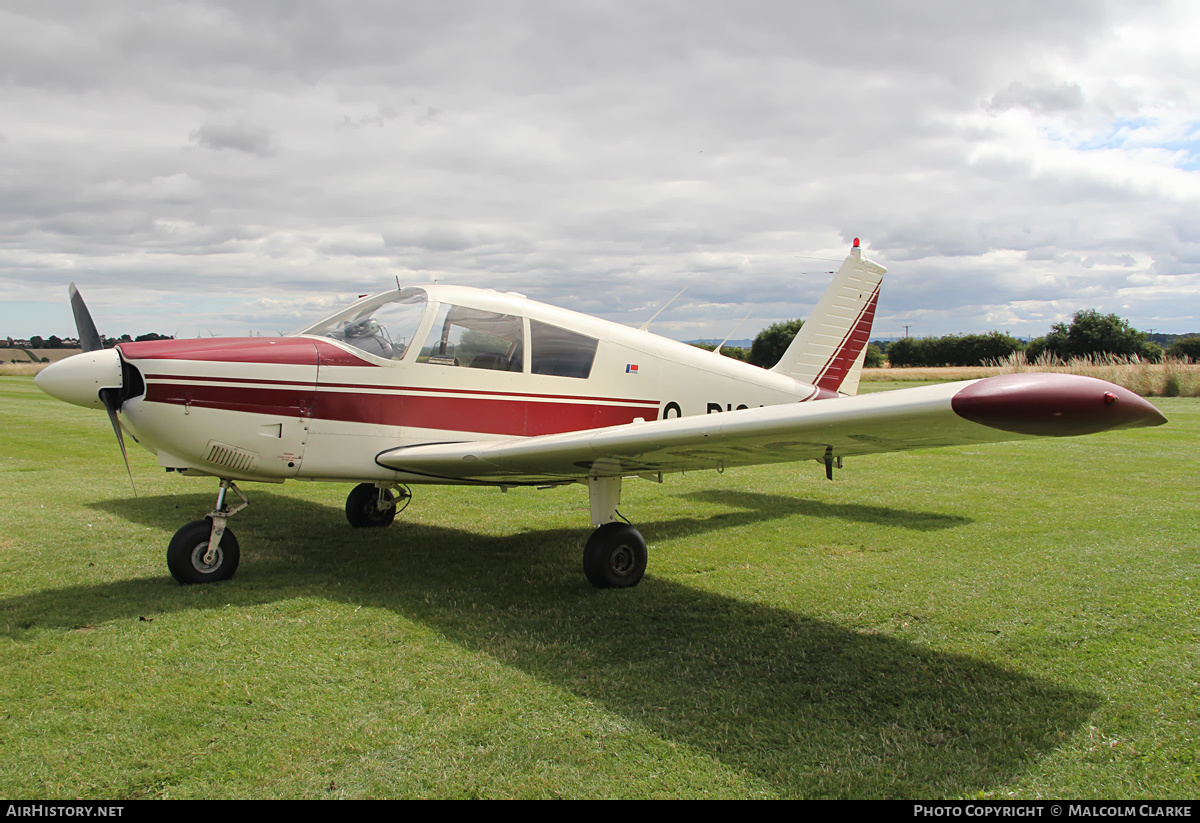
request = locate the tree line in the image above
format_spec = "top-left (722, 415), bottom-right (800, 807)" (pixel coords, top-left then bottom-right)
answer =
top-left (695, 310), bottom-right (1200, 368)
top-left (884, 310), bottom-right (1199, 366)
top-left (7, 333), bottom-right (175, 349)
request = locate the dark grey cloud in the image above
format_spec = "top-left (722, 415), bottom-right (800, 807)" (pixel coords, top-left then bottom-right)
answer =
top-left (189, 122), bottom-right (277, 157)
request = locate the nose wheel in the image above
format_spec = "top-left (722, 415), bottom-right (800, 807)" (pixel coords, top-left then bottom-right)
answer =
top-left (166, 479), bottom-right (247, 585)
top-left (167, 518), bottom-right (241, 584)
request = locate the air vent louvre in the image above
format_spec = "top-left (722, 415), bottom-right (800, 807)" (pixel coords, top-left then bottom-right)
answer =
top-left (204, 441), bottom-right (261, 473)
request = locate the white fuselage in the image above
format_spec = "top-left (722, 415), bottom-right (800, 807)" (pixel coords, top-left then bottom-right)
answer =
top-left (114, 285), bottom-right (831, 485)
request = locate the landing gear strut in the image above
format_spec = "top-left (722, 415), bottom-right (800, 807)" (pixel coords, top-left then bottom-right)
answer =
top-left (583, 475), bottom-right (647, 588)
top-left (167, 479), bottom-right (247, 585)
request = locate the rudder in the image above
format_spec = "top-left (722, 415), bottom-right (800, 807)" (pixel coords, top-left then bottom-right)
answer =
top-left (770, 239), bottom-right (886, 396)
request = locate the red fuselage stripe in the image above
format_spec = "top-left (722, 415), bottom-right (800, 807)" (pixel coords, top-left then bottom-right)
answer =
top-left (315, 382), bottom-right (660, 406)
top-left (144, 373), bottom-right (314, 388)
top-left (315, 391), bottom-right (649, 434)
top-left (145, 383), bottom-right (314, 418)
top-left (143, 373), bottom-right (659, 407)
top-left (143, 382), bottom-right (656, 436)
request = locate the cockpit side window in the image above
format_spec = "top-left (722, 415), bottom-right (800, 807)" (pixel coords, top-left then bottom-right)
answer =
top-left (530, 320), bottom-right (598, 379)
top-left (417, 304), bottom-right (524, 372)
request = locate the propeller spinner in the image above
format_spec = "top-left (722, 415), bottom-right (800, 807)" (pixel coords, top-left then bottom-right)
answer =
top-left (36, 284), bottom-right (138, 493)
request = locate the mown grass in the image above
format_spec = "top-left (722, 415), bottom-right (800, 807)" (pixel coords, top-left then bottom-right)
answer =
top-left (0, 376), bottom-right (1195, 799)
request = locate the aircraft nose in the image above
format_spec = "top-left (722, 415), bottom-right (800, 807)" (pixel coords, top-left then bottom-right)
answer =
top-left (34, 348), bottom-right (123, 410)
top-left (951, 373), bottom-right (1168, 436)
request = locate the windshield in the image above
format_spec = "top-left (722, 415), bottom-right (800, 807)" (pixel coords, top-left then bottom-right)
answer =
top-left (299, 293), bottom-right (429, 360)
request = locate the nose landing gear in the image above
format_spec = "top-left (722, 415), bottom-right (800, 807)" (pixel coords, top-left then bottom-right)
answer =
top-left (166, 479), bottom-right (247, 585)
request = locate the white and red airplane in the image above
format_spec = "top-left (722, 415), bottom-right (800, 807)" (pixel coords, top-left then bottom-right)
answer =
top-left (35, 240), bottom-right (1166, 588)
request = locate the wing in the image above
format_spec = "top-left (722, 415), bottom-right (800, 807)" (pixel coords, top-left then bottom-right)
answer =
top-left (375, 373), bottom-right (1166, 485)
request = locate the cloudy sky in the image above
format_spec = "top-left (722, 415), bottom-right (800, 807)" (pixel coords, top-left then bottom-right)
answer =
top-left (3, 1), bottom-right (1199, 344)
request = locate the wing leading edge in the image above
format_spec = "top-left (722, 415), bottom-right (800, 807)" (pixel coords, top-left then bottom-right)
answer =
top-left (376, 373), bottom-right (1166, 485)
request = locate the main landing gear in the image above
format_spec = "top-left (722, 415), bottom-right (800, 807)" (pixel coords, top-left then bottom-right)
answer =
top-left (583, 522), bottom-right (647, 588)
top-left (582, 476), bottom-right (647, 588)
top-left (344, 482), bottom-right (411, 528)
top-left (343, 477), bottom-right (646, 588)
top-left (167, 479), bottom-right (247, 585)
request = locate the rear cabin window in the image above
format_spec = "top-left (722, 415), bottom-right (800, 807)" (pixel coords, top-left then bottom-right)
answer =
top-left (417, 304), bottom-right (524, 372)
top-left (530, 320), bottom-right (598, 379)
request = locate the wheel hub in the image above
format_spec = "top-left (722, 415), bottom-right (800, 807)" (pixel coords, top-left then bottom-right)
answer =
top-left (191, 542), bottom-right (222, 573)
top-left (609, 545), bottom-right (634, 576)
top-left (366, 490), bottom-right (395, 520)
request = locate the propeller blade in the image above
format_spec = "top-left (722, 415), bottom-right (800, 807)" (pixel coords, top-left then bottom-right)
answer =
top-left (69, 284), bottom-right (104, 353)
top-left (67, 285), bottom-right (136, 494)
top-left (100, 387), bottom-right (137, 497)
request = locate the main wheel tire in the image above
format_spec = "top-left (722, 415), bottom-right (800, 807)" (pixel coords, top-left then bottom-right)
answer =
top-left (167, 518), bottom-right (241, 585)
top-left (346, 483), bottom-right (397, 528)
top-left (583, 522), bottom-right (647, 589)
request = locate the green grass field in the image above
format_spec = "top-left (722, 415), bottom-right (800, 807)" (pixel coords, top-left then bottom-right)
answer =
top-left (1, 376), bottom-right (1195, 799)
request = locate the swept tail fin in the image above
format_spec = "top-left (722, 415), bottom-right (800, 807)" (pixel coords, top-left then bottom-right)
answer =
top-left (770, 239), bottom-right (886, 397)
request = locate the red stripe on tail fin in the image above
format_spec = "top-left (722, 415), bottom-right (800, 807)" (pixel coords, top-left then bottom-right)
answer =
top-left (814, 283), bottom-right (880, 392)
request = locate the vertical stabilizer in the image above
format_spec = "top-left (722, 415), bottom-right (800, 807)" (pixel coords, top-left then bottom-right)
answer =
top-left (770, 239), bottom-right (886, 396)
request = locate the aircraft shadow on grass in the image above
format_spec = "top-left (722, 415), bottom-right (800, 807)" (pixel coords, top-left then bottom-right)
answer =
top-left (2, 490), bottom-right (1086, 798)
top-left (677, 489), bottom-right (972, 532)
